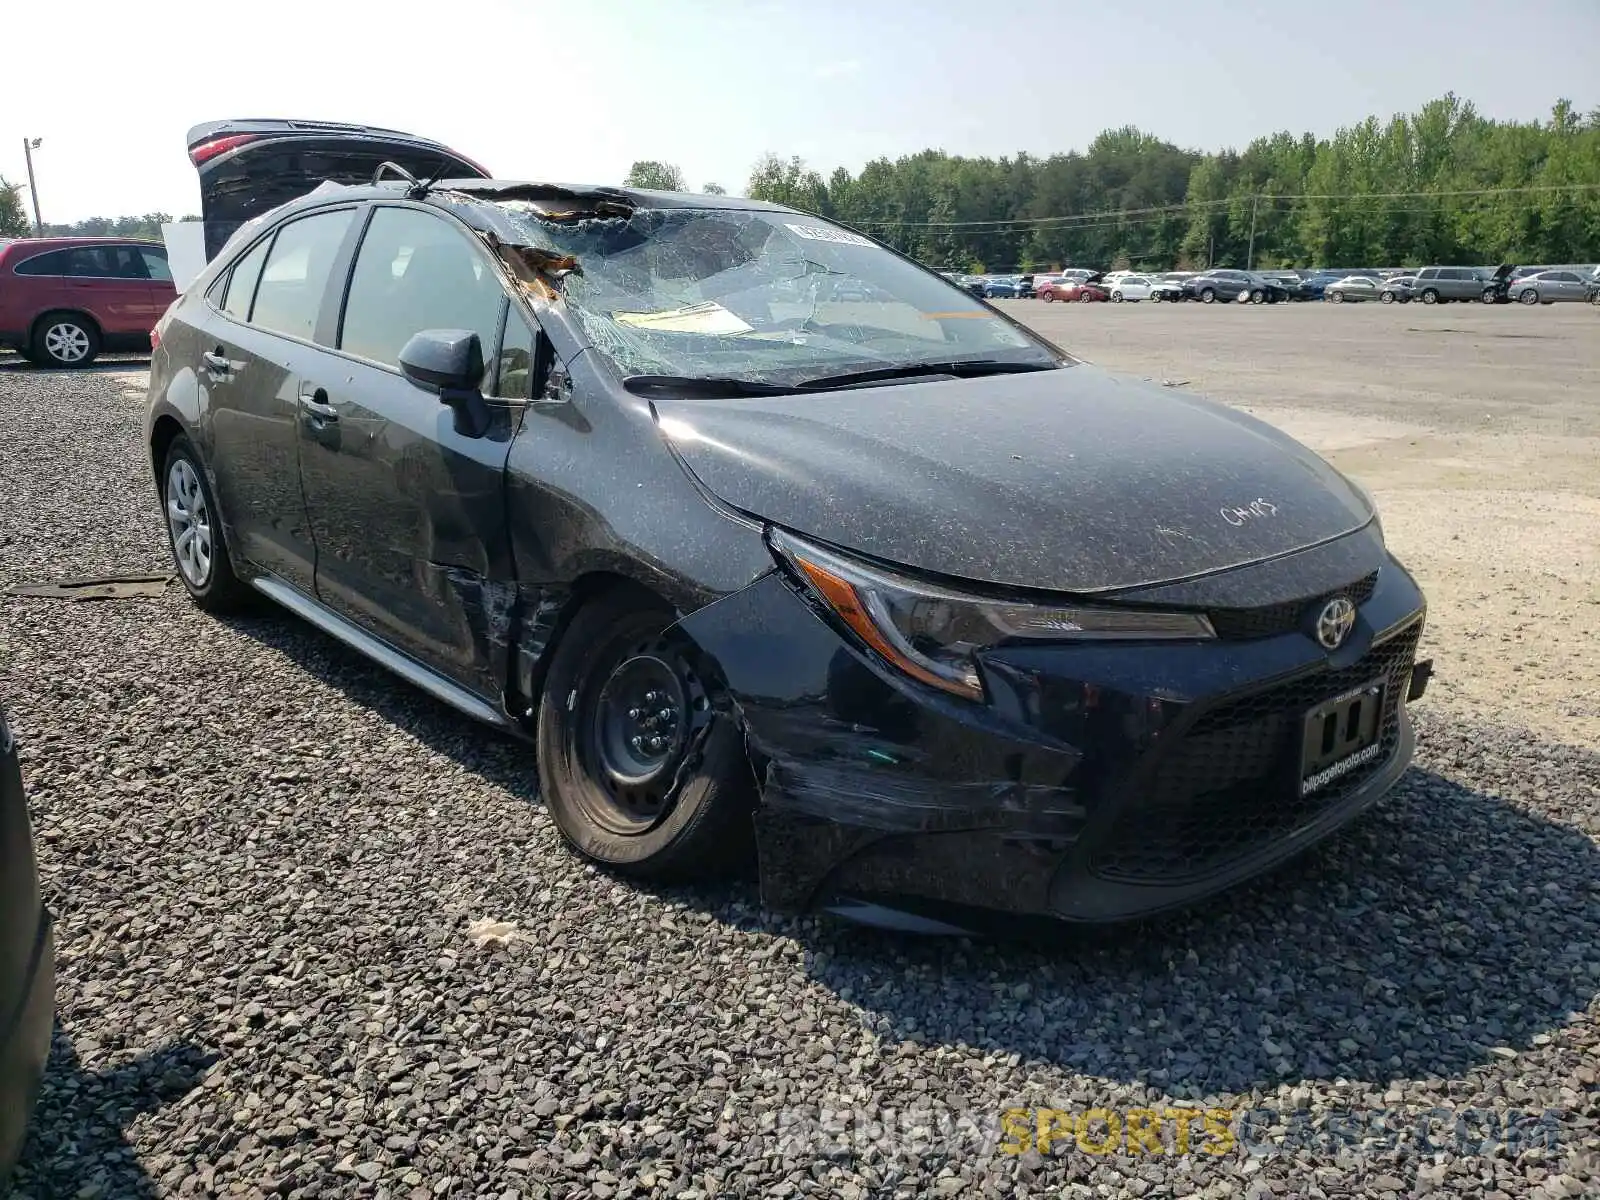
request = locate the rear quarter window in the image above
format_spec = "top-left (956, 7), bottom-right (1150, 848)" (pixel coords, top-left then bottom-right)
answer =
top-left (12, 249), bottom-right (72, 276)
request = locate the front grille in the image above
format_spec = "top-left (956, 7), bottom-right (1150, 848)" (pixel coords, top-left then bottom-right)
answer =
top-left (1208, 571), bottom-right (1379, 640)
top-left (1088, 619), bottom-right (1421, 885)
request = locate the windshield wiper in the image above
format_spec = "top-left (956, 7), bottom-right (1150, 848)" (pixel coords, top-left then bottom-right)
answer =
top-left (794, 359), bottom-right (1058, 390)
top-left (622, 374), bottom-right (801, 398)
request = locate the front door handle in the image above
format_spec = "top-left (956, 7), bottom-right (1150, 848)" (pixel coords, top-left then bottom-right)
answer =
top-left (299, 386), bottom-right (338, 421)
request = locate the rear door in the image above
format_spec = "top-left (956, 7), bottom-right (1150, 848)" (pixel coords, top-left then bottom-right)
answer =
top-left (296, 203), bottom-right (520, 695)
top-left (62, 245), bottom-right (153, 336)
top-left (187, 118), bottom-right (490, 262)
top-left (197, 205), bottom-right (363, 592)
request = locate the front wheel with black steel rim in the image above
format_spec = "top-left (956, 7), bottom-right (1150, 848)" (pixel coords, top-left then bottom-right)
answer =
top-left (162, 435), bottom-right (250, 612)
top-left (31, 312), bottom-right (100, 368)
top-left (537, 590), bottom-right (754, 881)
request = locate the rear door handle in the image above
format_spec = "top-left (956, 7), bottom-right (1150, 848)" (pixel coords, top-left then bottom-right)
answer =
top-left (202, 349), bottom-right (231, 372)
top-left (298, 386), bottom-right (338, 420)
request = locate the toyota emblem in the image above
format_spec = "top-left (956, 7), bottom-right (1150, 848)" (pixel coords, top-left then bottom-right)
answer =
top-left (1315, 596), bottom-right (1357, 650)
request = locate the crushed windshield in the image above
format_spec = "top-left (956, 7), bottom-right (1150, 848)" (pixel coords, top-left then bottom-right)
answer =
top-left (490, 204), bottom-right (1061, 385)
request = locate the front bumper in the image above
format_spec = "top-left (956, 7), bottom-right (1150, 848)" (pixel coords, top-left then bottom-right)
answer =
top-left (676, 551), bottom-right (1430, 931)
top-left (0, 911), bottom-right (54, 1183)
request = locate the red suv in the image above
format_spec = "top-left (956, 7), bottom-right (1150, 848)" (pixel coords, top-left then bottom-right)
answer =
top-left (0, 237), bottom-right (177, 367)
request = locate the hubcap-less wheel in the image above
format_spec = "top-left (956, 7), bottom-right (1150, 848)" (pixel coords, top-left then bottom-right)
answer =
top-left (166, 458), bottom-right (214, 587)
top-left (583, 637), bottom-right (711, 834)
top-left (44, 321), bottom-right (91, 364)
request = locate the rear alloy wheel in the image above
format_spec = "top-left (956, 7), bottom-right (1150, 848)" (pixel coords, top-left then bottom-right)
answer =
top-left (32, 312), bottom-right (100, 368)
top-left (1079, 292), bottom-right (1095, 303)
top-left (1519, 289), bottom-right (1540, 305)
top-left (1329, 290), bottom-right (1345, 303)
top-left (162, 435), bottom-right (251, 612)
top-left (1111, 290), bottom-right (1123, 302)
top-left (1200, 288), bottom-right (1216, 303)
top-left (1420, 288), bottom-right (1439, 305)
top-left (1380, 291), bottom-right (1395, 303)
top-left (537, 590), bottom-right (754, 880)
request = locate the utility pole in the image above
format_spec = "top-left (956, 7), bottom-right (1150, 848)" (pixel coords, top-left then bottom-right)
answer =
top-left (1245, 192), bottom-right (1260, 270)
top-left (21, 138), bottom-right (43, 235)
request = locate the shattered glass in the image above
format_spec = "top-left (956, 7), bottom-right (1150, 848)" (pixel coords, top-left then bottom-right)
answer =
top-left (488, 205), bottom-right (1057, 385)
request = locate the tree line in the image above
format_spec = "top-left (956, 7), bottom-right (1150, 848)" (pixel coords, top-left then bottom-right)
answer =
top-left (730, 95), bottom-right (1600, 272)
top-left (9, 96), bottom-right (1596, 272)
top-left (0, 197), bottom-right (199, 243)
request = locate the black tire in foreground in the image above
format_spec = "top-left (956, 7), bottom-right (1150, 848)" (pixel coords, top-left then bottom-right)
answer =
top-left (161, 435), bottom-right (252, 613)
top-left (30, 312), bottom-right (100, 368)
top-left (537, 589), bottom-right (755, 881)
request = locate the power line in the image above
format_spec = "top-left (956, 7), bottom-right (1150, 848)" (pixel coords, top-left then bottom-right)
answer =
top-left (851, 181), bottom-right (1600, 229)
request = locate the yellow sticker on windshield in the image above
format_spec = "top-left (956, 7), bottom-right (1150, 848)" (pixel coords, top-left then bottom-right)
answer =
top-left (613, 302), bottom-right (754, 335)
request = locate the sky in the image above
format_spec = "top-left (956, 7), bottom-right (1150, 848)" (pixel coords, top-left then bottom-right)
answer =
top-left (3, 0), bottom-right (1597, 224)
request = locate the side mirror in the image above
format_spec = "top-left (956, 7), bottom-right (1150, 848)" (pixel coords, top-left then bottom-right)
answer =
top-left (399, 329), bottom-right (491, 438)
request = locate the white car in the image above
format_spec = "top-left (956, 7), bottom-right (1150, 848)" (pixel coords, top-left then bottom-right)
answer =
top-left (1109, 275), bottom-right (1155, 302)
top-left (1325, 275), bottom-right (1381, 303)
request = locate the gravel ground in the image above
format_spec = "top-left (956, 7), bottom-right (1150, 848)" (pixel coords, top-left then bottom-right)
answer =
top-left (1, 349), bottom-right (1597, 1199)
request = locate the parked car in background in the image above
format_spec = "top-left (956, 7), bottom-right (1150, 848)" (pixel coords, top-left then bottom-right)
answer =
top-left (149, 116), bottom-right (1432, 932)
top-left (0, 237), bottom-right (177, 366)
top-left (1326, 276), bottom-right (1383, 303)
top-left (1379, 276), bottom-right (1416, 303)
top-left (984, 276), bottom-right (1021, 299)
top-left (1041, 272), bottom-right (1110, 302)
top-left (1411, 265), bottom-right (1490, 304)
top-left (1149, 272), bottom-right (1193, 302)
top-left (1, 699), bottom-right (53, 1187)
top-left (1506, 269), bottom-right (1594, 304)
top-left (1184, 270), bottom-right (1290, 304)
top-left (1109, 274), bottom-right (1155, 302)
top-left (1476, 264), bottom-right (1519, 305)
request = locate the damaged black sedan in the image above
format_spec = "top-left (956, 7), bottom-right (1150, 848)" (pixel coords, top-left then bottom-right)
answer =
top-left (146, 119), bottom-right (1431, 933)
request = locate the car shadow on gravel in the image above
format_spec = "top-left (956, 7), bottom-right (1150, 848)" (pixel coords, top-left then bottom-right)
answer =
top-left (787, 719), bottom-right (1600, 1093)
top-left (12, 1031), bottom-right (215, 1199)
top-left (215, 610), bottom-right (541, 803)
top-left (0, 355), bottom-right (150, 374)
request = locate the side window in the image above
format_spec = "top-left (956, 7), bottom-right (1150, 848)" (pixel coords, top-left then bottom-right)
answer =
top-left (140, 248), bottom-right (174, 282)
top-left (495, 313), bottom-right (537, 399)
top-left (12, 249), bottom-right (72, 276)
top-left (220, 236), bottom-right (273, 321)
top-left (339, 207), bottom-right (506, 369)
top-left (104, 246), bottom-right (151, 279)
top-left (1553, 272), bottom-right (1579, 283)
top-left (251, 209), bottom-right (358, 341)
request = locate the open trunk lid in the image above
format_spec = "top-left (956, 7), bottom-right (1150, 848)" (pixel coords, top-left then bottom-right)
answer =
top-left (186, 118), bottom-right (490, 261)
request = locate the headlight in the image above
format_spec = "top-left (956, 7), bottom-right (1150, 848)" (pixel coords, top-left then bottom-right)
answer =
top-left (770, 530), bottom-right (1215, 701)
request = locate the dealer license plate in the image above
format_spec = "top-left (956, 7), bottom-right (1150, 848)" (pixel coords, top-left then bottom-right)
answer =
top-left (1299, 678), bottom-right (1386, 797)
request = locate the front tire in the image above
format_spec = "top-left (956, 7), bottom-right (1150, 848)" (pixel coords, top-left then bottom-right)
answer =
top-left (1519, 289), bottom-right (1540, 305)
top-left (1420, 288), bottom-right (1439, 305)
top-left (1111, 290), bottom-right (1123, 302)
top-left (1380, 291), bottom-right (1395, 303)
top-left (1329, 290), bottom-right (1345, 303)
top-left (162, 435), bottom-right (251, 613)
top-left (1200, 288), bottom-right (1216, 304)
top-left (1249, 289), bottom-right (1266, 304)
top-left (31, 312), bottom-right (100, 368)
top-left (536, 590), bottom-right (755, 881)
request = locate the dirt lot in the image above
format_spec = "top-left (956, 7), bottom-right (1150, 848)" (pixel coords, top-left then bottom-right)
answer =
top-left (1012, 301), bottom-right (1600, 750)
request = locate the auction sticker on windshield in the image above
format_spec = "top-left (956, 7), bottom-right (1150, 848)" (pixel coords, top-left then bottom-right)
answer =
top-left (785, 224), bottom-right (875, 247)
top-left (613, 302), bottom-right (754, 335)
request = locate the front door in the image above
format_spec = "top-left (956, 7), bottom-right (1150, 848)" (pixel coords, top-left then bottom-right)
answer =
top-left (296, 204), bottom-right (518, 695)
top-left (201, 206), bottom-right (361, 592)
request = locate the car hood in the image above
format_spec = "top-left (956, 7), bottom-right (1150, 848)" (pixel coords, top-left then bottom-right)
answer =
top-left (653, 366), bottom-right (1374, 594)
